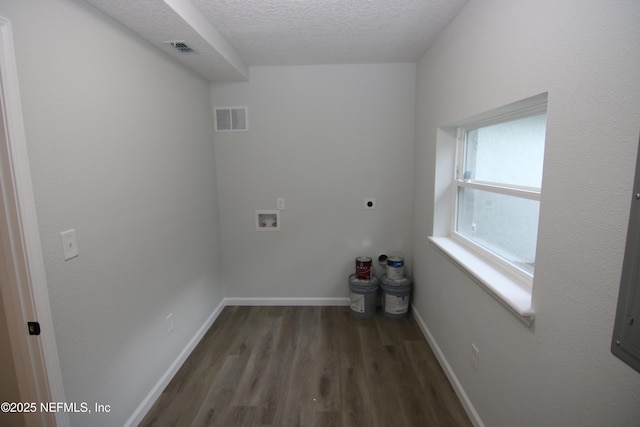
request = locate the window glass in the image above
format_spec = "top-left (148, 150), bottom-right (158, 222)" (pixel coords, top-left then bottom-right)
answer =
top-left (456, 187), bottom-right (540, 275)
top-left (464, 113), bottom-right (546, 188)
top-left (456, 109), bottom-right (546, 277)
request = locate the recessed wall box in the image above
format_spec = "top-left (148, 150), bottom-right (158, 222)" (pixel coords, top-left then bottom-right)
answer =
top-left (256, 210), bottom-right (280, 231)
top-left (364, 198), bottom-right (376, 209)
top-left (612, 135), bottom-right (640, 373)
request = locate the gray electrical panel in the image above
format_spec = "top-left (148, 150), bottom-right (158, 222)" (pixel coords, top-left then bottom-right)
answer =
top-left (611, 135), bottom-right (640, 374)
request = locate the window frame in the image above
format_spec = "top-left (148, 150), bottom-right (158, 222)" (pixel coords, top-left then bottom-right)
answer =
top-left (450, 103), bottom-right (547, 288)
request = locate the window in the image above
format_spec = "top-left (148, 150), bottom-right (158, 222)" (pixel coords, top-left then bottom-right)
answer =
top-left (429, 94), bottom-right (547, 325)
top-left (454, 105), bottom-right (547, 281)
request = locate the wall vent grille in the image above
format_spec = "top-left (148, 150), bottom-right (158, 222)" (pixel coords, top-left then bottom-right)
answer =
top-left (215, 107), bottom-right (248, 132)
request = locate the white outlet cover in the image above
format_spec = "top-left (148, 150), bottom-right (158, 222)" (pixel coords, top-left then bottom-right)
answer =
top-left (60, 229), bottom-right (79, 260)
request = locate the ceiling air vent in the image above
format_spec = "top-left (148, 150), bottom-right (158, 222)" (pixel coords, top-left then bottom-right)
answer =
top-left (215, 107), bottom-right (248, 132)
top-left (164, 41), bottom-right (197, 54)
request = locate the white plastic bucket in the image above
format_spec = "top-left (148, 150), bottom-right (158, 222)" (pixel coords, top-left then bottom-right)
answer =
top-left (386, 256), bottom-right (405, 281)
top-left (349, 274), bottom-right (379, 318)
top-left (380, 275), bottom-right (412, 318)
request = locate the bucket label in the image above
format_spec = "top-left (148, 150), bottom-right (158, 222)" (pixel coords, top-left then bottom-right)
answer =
top-left (350, 292), bottom-right (365, 313)
top-left (385, 294), bottom-right (409, 314)
top-left (386, 266), bottom-right (404, 281)
top-left (386, 256), bottom-right (405, 280)
top-left (387, 259), bottom-right (404, 267)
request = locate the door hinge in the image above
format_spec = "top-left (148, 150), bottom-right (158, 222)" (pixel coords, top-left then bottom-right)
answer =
top-left (27, 321), bottom-right (40, 336)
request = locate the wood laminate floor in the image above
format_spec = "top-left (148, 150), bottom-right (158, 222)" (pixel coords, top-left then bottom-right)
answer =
top-left (139, 306), bottom-right (472, 427)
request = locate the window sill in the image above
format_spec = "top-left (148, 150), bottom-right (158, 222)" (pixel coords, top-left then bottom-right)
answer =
top-left (429, 236), bottom-right (535, 326)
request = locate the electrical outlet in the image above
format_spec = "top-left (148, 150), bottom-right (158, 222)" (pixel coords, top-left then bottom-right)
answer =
top-left (471, 343), bottom-right (479, 371)
top-left (166, 313), bottom-right (174, 335)
top-left (277, 198), bottom-right (285, 210)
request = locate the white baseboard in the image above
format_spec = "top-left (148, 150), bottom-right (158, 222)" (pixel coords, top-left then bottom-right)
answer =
top-left (410, 305), bottom-right (484, 427)
top-left (224, 297), bottom-right (350, 306)
top-left (123, 298), bottom-right (227, 427)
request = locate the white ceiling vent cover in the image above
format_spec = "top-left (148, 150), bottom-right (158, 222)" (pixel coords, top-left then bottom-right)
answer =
top-left (215, 107), bottom-right (248, 132)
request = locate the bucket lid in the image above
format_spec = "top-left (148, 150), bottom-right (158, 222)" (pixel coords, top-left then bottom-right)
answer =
top-left (349, 274), bottom-right (379, 288)
top-left (380, 274), bottom-right (412, 287)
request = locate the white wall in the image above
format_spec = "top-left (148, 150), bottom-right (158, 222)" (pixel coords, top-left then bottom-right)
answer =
top-left (211, 64), bottom-right (416, 300)
top-left (414, 0), bottom-right (640, 426)
top-left (0, 0), bottom-right (224, 426)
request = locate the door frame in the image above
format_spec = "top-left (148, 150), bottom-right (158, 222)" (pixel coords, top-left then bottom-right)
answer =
top-left (0, 15), bottom-right (69, 427)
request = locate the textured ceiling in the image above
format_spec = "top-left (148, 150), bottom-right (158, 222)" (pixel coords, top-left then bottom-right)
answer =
top-left (85, 0), bottom-right (467, 82)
